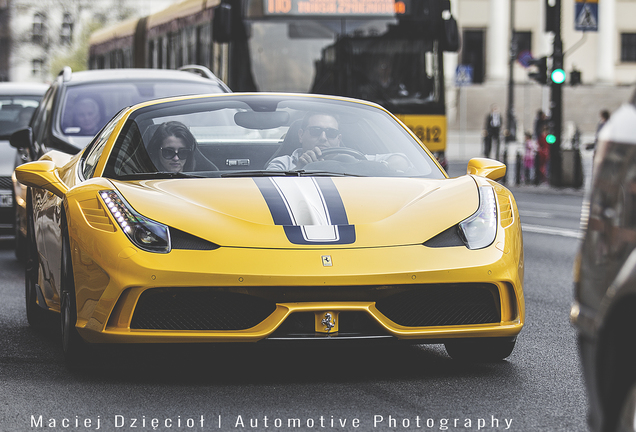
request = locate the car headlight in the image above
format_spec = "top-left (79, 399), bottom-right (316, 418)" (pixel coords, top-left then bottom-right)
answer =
top-left (100, 190), bottom-right (171, 253)
top-left (458, 186), bottom-right (497, 250)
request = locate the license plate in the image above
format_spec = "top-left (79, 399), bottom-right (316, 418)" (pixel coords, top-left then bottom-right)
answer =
top-left (0, 192), bottom-right (12, 207)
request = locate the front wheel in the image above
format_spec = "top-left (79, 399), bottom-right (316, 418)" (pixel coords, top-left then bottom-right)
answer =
top-left (618, 381), bottom-right (636, 432)
top-left (24, 197), bottom-right (48, 327)
top-left (60, 226), bottom-right (90, 369)
top-left (444, 337), bottom-right (516, 362)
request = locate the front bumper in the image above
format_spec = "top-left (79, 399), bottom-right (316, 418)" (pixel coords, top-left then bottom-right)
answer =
top-left (70, 239), bottom-right (524, 344)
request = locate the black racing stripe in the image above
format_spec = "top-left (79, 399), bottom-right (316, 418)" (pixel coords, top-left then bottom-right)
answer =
top-left (254, 177), bottom-right (356, 245)
top-left (314, 177), bottom-right (349, 225)
top-left (254, 177), bottom-right (294, 225)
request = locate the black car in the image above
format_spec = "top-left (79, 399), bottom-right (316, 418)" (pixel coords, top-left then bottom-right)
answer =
top-left (10, 66), bottom-right (230, 259)
top-left (572, 87), bottom-right (636, 432)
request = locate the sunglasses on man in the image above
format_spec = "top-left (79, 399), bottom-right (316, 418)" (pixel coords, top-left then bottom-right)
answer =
top-left (306, 126), bottom-right (339, 139)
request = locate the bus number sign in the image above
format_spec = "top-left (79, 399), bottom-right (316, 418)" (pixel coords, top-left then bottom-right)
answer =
top-left (265, 0), bottom-right (409, 16)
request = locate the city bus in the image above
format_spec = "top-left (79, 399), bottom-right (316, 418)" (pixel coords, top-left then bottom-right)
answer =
top-left (89, 0), bottom-right (459, 163)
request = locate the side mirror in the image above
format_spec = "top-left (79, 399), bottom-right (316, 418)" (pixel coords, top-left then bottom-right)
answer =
top-left (442, 16), bottom-right (461, 52)
top-left (467, 158), bottom-right (506, 181)
top-left (212, 3), bottom-right (233, 43)
top-left (10, 128), bottom-right (33, 150)
top-left (14, 160), bottom-right (68, 198)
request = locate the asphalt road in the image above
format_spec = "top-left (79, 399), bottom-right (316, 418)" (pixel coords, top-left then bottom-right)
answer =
top-left (0, 185), bottom-right (589, 432)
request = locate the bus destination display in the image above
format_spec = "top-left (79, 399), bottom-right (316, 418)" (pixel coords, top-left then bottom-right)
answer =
top-left (265, 0), bottom-right (409, 16)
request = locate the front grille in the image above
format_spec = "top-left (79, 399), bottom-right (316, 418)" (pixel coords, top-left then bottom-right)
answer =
top-left (375, 284), bottom-right (500, 327)
top-left (0, 176), bottom-right (12, 189)
top-left (130, 288), bottom-right (277, 330)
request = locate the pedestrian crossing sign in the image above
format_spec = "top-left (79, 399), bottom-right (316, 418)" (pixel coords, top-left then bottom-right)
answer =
top-left (575, 0), bottom-right (598, 32)
top-left (455, 65), bottom-right (473, 87)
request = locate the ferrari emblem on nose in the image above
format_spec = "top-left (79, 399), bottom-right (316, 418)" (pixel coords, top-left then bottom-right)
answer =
top-left (322, 255), bottom-right (332, 266)
top-left (321, 312), bottom-right (336, 333)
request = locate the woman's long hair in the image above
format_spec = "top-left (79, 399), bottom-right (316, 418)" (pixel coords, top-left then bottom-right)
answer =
top-left (147, 121), bottom-right (197, 172)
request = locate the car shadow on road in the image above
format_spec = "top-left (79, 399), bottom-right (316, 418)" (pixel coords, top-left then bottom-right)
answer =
top-left (57, 340), bottom-right (521, 385)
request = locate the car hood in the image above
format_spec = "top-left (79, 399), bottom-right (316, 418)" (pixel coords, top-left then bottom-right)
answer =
top-left (112, 176), bottom-right (479, 248)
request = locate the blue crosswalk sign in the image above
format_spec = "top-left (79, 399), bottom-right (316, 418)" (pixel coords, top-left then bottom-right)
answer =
top-left (455, 65), bottom-right (473, 87)
top-left (575, 1), bottom-right (598, 32)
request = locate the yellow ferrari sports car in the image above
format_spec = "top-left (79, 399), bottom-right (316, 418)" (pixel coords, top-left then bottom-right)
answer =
top-left (15, 93), bottom-right (524, 366)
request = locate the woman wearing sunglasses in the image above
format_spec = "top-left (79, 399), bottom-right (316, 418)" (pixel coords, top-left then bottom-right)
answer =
top-left (147, 121), bottom-right (198, 173)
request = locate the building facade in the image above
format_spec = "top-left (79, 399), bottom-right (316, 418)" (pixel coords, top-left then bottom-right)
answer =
top-left (445, 0), bottom-right (636, 134)
top-left (3, 0), bottom-right (181, 83)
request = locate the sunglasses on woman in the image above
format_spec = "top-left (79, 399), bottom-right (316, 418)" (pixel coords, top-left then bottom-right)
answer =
top-left (306, 126), bottom-right (339, 139)
top-left (160, 147), bottom-right (192, 160)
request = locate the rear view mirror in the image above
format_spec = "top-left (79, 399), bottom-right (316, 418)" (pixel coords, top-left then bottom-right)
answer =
top-left (234, 111), bottom-right (290, 130)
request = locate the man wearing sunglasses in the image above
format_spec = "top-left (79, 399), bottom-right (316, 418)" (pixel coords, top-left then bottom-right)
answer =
top-left (267, 113), bottom-right (343, 171)
top-left (267, 112), bottom-right (411, 173)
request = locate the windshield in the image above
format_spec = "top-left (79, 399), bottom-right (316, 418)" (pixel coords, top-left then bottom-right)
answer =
top-left (103, 95), bottom-right (444, 180)
top-left (246, 19), bottom-right (439, 112)
top-left (59, 80), bottom-right (226, 138)
top-left (0, 96), bottom-right (41, 137)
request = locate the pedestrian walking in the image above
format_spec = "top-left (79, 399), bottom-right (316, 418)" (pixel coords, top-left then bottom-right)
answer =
top-left (535, 125), bottom-right (550, 184)
top-left (483, 104), bottom-right (502, 159)
top-left (533, 109), bottom-right (546, 141)
top-left (523, 131), bottom-right (536, 184)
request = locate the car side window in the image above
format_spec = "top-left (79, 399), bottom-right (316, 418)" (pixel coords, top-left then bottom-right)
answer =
top-left (33, 85), bottom-right (56, 147)
top-left (82, 110), bottom-right (127, 179)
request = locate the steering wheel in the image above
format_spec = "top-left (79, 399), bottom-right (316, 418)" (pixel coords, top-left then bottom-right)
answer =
top-left (320, 147), bottom-right (366, 162)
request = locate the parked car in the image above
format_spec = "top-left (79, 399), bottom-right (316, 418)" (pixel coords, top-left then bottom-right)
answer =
top-left (15, 92), bottom-right (524, 368)
top-left (571, 88), bottom-right (636, 432)
top-left (0, 82), bottom-right (48, 236)
top-left (10, 66), bottom-right (229, 259)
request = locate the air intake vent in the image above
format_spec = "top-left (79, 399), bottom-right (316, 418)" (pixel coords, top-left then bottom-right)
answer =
top-left (497, 193), bottom-right (514, 228)
top-left (170, 228), bottom-right (219, 250)
top-left (131, 288), bottom-right (276, 330)
top-left (79, 198), bottom-right (115, 232)
top-left (375, 284), bottom-right (500, 327)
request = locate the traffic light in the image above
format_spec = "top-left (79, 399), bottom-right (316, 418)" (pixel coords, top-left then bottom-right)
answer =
top-left (545, 0), bottom-right (558, 32)
top-left (546, 133), bottom-right (557, 144)
top-left (551, 68), bottom-right (566, 84)
top-left (550, 53), bottom-right (565, 84)
top-left (528, 57), bottom-right (548, 84)
top-left (570, 69), bottom-right (581, 86)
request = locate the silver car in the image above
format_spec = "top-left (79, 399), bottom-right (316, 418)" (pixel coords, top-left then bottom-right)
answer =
top-left (0, 82), bottom-right (48, 235)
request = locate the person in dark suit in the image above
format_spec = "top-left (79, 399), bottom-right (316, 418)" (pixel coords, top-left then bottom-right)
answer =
top-left (483, 104), bottom-right (502, 159)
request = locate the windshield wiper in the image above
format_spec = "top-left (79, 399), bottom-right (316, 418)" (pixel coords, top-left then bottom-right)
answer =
top-left (116, 172), bottom-right (204, 180)
top-left (220, 170), bottom-right (362, 178)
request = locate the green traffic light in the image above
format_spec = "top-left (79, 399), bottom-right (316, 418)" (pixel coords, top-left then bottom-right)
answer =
top-left (551, 68), bottom-right (566, 84)
top-left (546, 134), bottom-right (556, 144)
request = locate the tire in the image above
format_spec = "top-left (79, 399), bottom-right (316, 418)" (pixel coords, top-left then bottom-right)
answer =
top-left (24, 197), bottom-right (48, 327)
top-left (14, 194), bottom-right (26, 262)
top-left (444, 337), bottom-right (516, 362)
top-left (618, 382), bottom-right (636, 432)
top-left (60, 222), bottom-right (90, 369)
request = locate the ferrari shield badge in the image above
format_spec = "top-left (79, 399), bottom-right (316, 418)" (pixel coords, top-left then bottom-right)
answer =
top-left (322, 255), bottom-right (332, 266)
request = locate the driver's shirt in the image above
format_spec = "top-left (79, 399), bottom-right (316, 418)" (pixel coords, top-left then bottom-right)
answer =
top-left (266, 148), bottom-right (397, 171)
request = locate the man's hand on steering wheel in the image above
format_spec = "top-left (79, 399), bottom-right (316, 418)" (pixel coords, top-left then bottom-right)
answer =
top-left (296, 146), bottom-right (324, 168)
